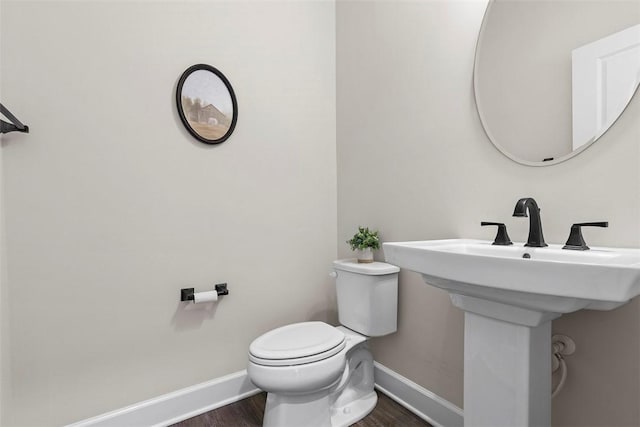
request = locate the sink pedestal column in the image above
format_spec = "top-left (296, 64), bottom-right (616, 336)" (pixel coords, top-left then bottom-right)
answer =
top-left (451, 294), bottom-right (561, 427)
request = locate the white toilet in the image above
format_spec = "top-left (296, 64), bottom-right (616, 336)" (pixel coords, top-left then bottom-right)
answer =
top-left (247, 259), bottom-right (399, 427)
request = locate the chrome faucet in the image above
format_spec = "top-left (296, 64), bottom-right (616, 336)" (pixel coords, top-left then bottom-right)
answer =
top-left (513, 197), bottom-right (547, 247)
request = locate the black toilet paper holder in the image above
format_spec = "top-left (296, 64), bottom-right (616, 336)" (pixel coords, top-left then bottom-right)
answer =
top-left (180, 283), bottom-right (229, 302)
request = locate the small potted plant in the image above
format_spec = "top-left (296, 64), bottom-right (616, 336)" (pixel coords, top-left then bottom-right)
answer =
top-left (347, 226), bottom-right (380, 263)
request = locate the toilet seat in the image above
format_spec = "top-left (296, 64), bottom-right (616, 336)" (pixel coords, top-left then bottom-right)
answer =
top-left (249, 321), bottom-right (346, 367)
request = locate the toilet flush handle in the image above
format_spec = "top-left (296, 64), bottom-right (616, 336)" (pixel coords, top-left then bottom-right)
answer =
top-left (329, 271), bottom-right (337, 278)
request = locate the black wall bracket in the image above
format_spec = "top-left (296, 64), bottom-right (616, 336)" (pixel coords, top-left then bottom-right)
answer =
top-left (0, 103), bottom-right (29, 134)
top-left (180, 288), bottom-right (195, 302)
top-left (215, 283), bottom-right (229, 296)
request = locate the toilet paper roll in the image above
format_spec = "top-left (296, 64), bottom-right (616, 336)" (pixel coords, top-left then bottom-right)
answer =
top-left (193, 290), bottom-right (218, 304)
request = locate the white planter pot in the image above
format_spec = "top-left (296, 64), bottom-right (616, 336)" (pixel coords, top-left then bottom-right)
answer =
top-left (355, 248), bottom-right (374, 263)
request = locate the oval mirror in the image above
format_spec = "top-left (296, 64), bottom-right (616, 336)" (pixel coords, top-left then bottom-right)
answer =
top-left (474, 0), bottom-right (640, 166)
top-left (176, 64), bottom-right (238, 145)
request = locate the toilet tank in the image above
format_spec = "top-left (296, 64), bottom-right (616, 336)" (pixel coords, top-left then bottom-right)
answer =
top-left (333, 259), bottom-right (399, 337)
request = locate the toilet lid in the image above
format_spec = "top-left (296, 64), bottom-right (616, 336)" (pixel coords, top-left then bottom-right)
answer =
top-left (249, 321), bottom-right (346, 366)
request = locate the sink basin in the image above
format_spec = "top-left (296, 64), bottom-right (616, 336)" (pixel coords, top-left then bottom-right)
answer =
top-left (383, 239), bottom-right (640, 314)
top-left (383, 238), bottom-right (640, 426)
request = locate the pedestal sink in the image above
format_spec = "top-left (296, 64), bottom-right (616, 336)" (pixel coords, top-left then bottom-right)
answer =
top-left (383, 239), bottom-right (640, 427)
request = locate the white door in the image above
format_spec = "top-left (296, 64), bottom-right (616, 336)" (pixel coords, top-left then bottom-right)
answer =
top-left (572, 24), bottom-right (640, 150)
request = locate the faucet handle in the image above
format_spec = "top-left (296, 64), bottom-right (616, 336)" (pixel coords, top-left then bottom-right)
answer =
top-left (481, 222), bottom-right (513, 246)
top-left (563, 222), bottom-right (608, 251)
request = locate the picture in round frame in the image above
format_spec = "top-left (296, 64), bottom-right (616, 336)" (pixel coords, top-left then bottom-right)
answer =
top-left (176, 64), bottom-right (238, 145)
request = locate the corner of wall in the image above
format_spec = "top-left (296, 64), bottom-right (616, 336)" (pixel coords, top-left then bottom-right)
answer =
top-left (1, 1), bottom-right (15, 423)
top-left (0, 185), bottom-right (9, 427)
top-left (0, 22), bottom-right (9, 427)
top-left (0, 0), bottom-right (5, 420)
top-left (0, 18), bottom-right (9, 425)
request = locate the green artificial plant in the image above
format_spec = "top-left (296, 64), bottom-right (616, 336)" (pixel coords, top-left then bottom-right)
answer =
top-left (346, 226), bottom-right (380, 251)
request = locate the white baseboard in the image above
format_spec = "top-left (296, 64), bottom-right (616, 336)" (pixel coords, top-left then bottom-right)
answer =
top-left (374, 362), bottom-right (464, 427)
top-left (66, 370), bottom-right (260, 427)
top-left (67, 363), bottom-right (463, 427)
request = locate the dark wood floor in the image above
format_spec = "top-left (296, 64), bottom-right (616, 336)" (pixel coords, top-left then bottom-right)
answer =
top-left (172, 391), bottom-right (431, 427)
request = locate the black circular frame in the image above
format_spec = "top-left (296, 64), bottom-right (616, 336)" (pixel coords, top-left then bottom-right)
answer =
top-left (176, 64), bottom-right (238, 145)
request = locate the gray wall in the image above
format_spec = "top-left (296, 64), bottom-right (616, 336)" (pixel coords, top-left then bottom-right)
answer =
top-left (0, 1), bottom-right (336, 425)
top-left (2, 1), bottom-right (640, 425)
top-left (337, 1), bottom-right (640, 425)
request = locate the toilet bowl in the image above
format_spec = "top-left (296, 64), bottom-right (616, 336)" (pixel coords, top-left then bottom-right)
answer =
top-left (247, 259), bottom-right (399, 427)
top-left (248, 321), bottom-right (347, 395)
top-left (248, 323), bottom-right (375, 427)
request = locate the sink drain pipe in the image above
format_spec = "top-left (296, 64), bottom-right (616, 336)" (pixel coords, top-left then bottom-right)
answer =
top-left (552, 334), bottom-right (575, 398)
top-left (552, 356), bottom-right (567, 398)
